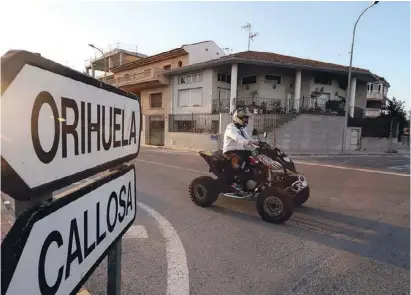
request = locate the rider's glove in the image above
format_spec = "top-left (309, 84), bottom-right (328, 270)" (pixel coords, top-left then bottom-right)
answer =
top-left (249, 140), bottom-right (260, 146)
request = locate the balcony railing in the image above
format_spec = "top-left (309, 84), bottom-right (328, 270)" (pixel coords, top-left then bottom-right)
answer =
top-left (366, 90), bottom-right (386, 100)
top-left (365, 109), bottom-right (382, 118)
top-left (107, 67), bottom-right (168, 87)
top-left (212, 96), bottom-right (346, 116)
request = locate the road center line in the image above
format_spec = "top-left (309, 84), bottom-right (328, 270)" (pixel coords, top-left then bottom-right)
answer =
top-left (135, 158), bottom-right (409, 177)
top-left (137, 201), bottom-right (189, 295)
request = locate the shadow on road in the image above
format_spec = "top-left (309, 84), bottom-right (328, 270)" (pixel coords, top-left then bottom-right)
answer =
top-left (208, 204), bottom-right (410, 270)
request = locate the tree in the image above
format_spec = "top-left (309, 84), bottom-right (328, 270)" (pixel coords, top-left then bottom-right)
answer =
top-left (383, 97), bottom-right (407, 123)
top-left (381, 97), bottom-right (409, 141)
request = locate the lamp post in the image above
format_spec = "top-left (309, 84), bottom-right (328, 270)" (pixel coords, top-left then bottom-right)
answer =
top-left (88, 44), bottom-right (107, 82)
top-left (341, 1), bottom-right (379, 151)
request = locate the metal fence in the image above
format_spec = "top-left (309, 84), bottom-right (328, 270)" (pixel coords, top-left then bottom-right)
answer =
top-left (168, 113), bottom-right (220, 134)
top-left (299, 96), bottom-right (346, 116)
top-left (212, 97), bottom-right (287, 114)
top-left (212, 96), bottom-right (346, 116)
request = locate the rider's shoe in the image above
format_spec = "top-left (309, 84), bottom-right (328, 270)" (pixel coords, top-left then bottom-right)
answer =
top-left (231, 182), bottom-right (243, 191)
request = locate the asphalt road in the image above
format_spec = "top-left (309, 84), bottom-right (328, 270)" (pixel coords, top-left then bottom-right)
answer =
top-left (81, 147), bottom-right (410, 295)
top-left (292, 154), bottom-right (410, 175)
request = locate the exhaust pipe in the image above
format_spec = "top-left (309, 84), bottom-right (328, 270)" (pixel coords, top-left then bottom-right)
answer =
top-left (221, 193), bottom-right (253, 199)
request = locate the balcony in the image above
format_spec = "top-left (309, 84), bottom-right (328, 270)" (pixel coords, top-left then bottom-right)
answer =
top-left (107, 67), bottom-right (169, 89)
top-left (365, 108), bottom-right (382, 118)
top-left (366, 90), bottom-right (386, 101)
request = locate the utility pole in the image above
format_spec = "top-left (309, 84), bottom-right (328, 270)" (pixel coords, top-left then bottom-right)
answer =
top-left (341, 1), bottom-right (379, 152)
top-left (242, 22), bottom-right (259, 51)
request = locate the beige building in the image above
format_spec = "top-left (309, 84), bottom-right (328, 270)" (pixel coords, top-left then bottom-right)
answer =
top-left (105, 41), bottom-right (226, 146)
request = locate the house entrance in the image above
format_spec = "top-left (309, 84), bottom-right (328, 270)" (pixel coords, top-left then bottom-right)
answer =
top-left (148, 115), bottom-right (165, 146)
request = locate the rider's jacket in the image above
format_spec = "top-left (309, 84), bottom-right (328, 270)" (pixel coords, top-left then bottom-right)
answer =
top-left (223, 123), bottom-right (253, 154)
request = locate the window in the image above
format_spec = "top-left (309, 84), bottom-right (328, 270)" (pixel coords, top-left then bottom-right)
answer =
top-left (178, 72), bottom-right (203, 84)
top-left (163, 64), bottom-right (171, 71)
top-left (178, 60), bottom-right (183, 67)
top-left (367, 83), bottom-right (383, 93)
top-left (217, 88), bottom-right (231, 99)
top-left (313, 74), bottom-right (332, 85)
top-left (192, 73), bottom-right (203, 83)
top-left (218, 72), bottom-right (231, 84)
top-left (264, 74), bottom-right (282, 84)
top-left (150, 93), bottom-right (162, 108)
top-left (178, 88), bottom-right (203, 107)
top-left (241, 75), bottom-right (257, 85)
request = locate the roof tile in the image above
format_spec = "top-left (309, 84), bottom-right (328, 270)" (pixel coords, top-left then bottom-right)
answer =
top-left (227, 51), bottom-right (370, 73)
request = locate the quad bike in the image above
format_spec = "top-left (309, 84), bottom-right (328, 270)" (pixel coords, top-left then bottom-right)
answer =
top-left (188, 129), bottom-right (310, 224)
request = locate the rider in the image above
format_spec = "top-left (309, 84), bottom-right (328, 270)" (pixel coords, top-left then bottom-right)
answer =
top-left (223, 108), bottom-right (259, 191)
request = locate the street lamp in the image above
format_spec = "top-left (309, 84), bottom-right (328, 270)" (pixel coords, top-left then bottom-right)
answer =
top-left (88, 44), bottom-right (107, 82)
top-left (341, 1), bottom-right (379, 151)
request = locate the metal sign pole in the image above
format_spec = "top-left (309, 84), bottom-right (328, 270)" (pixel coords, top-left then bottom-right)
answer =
top-left (107, 239), bottom-right (122, 295)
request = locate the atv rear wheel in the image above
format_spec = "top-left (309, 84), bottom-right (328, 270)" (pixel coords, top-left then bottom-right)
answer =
top-left (293, 186), bottom-right (310, 207)
top-left (189, 176), bottom-right (219, 207)
top-left (256, 187), bottom-right (293, 224)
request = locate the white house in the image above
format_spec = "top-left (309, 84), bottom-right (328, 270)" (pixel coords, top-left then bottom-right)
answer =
top-left (365, 80), bottom-right (390, 118)
top-left (165, 51), bottom-right (389, 118)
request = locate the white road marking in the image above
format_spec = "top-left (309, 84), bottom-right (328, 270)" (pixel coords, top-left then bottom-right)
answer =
top-left (136, 158), bottom-right (410, 177)
top-left (124, 225), bottom-right (148, 239)
top-left (294, 161), bottom-right (410, 177)
top-left (137, 201), bottom-right (189, 295)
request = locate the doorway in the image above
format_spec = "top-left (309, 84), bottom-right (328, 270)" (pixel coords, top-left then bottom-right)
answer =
top-left (148, 115), bottom-right (165, 146)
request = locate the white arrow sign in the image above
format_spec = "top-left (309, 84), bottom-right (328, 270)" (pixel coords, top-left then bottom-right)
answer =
top-left (1, 51), bottom-right (141, 200)
top-left (1, 165), bottom-right (136, 295)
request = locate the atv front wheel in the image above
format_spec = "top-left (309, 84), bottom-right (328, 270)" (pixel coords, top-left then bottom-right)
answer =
top-left (293, 186), bottom-right (310, 207)
top-left (256, 187), bottom-right (293, 223)
top-left (189, 176), bottom-right (219, 207)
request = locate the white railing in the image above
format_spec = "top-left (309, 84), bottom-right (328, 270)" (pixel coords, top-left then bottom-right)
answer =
top-left (365, 109), bottom-right (381, 118)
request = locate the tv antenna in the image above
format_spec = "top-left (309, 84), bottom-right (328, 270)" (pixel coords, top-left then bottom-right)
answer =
top-left (222, 47), bottom-right (233, 55)
top-left (242, 22), bottom-right (259, 51)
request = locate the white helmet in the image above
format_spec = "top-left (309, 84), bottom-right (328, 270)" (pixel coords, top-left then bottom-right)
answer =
top-left (233, 108), bottom-right (251, 127)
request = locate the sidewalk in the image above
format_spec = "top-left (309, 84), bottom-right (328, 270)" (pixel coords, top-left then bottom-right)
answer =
top-left (142, 144), bottom-right (409, 157)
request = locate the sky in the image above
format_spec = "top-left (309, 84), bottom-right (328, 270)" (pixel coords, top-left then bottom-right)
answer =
top-left (1, 0), bottom-right (410, 108)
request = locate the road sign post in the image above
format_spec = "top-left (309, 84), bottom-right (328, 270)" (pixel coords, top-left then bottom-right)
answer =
top-left (1, 50), bottom-right (141, 201)
top-left (2, 165), bottom-right (137, 295)
top-left (107, 240), bottom-right (122, 295)
top-left (1, 50), bottom-right (141, 295)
